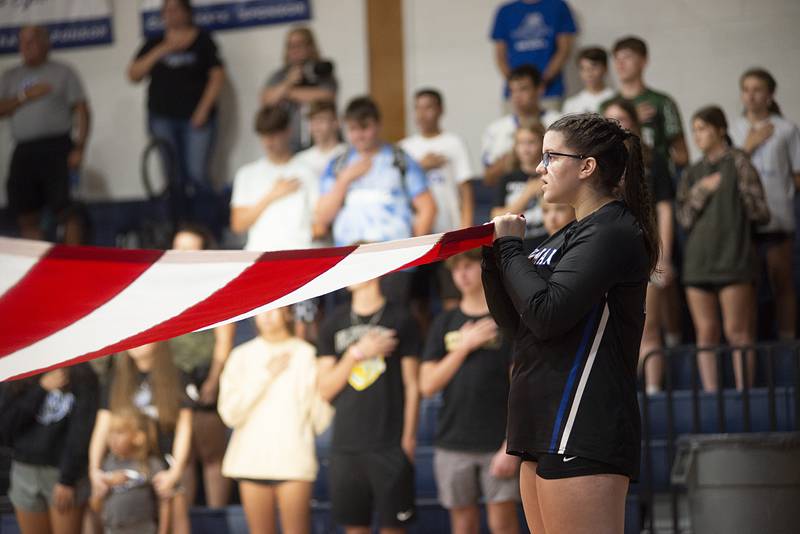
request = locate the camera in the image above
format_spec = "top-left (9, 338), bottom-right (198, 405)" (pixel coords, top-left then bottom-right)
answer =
top-left (300, 60), bottom-right (334, 86)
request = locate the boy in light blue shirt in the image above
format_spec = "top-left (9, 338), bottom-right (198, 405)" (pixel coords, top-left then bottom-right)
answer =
top-left (317, 96), bottom-right (436, 248)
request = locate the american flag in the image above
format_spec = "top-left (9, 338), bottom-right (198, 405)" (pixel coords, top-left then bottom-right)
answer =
top-left (0, 225), bottom-right (493, 381)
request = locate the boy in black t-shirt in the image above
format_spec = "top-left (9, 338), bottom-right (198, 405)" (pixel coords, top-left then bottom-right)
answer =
top-left (317, 275), bottom-right (421, 533)
top-left (420, 249), bottom-right (520, 534)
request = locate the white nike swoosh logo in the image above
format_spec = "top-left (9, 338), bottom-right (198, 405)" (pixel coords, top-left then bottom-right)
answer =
top-left (562, 456), bottom-right (578, 463)
top-left (396, 510), bottom-right (414, 521)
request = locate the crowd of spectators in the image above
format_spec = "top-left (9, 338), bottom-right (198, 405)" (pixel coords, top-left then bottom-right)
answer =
top-left (1, 1), bottom-right (798, 533)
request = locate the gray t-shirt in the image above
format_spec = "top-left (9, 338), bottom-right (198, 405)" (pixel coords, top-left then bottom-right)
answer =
top-left (0, 60), bottom-right (86, 142)
top-left (101, 454), bottom-right (164, 530)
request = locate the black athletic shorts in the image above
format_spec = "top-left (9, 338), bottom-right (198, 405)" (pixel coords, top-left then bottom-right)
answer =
top-left (7, 134), bottom-right (72, 216)
top-left (329, 447), bottom-right (415, 528)
top-left (519, 452), bottom-right (628, 480)
top-left (686, 280), bottom-right (752, 294)
top-left (237, 478), bottom-right (287, 486)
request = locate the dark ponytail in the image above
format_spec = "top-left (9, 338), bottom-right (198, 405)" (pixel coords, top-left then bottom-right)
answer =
top-left (621, 134), bottom-right (659, 273)
top-left (741, 68), bottom-right (781, 116)
top-left (548, 113), bottom-right (659, 274)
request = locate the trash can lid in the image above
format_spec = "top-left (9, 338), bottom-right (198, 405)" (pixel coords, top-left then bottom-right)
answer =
top-left (676, 432), bottom-right (800, 451)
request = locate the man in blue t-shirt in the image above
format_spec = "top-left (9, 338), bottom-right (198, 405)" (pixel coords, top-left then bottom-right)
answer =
top-left (490, 0), bottom-right (577, 106)
top-left (316, 96), bottom-right (436, 248)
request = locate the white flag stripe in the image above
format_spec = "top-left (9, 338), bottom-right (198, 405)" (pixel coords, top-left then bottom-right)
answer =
top-left (201, 233), bottom-right (443, 330)
top-left (0, 251), bottom-right (256, 381)
top-left (558, 302), bottom-right (610, 454)
top-left (0, 238), bottom-right (52, 298)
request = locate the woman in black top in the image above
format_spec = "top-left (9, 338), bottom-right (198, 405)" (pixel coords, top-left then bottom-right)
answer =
top-left (0, 365), bottom-right (98, 534)
top-left (484, 114), bottom-right (657, 534)
top-left (127, 0), bottom-right (225, 222)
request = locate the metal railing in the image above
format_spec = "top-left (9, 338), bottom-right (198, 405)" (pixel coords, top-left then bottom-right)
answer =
top-left (638, 342), bottom-right (800, 533)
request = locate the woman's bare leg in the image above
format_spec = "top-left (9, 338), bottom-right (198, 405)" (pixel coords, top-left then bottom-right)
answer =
top-left (641, 283), bottom-right (665, 393)
top-left (519, 462), bottom-right (545, 534)
top-left (240, 481), bottom-right (278, 534)
top-left (486, 501), bottom-right (520, 534)
top-left (537, 473), bottom-right (628, 534)
top-left (719, 283), bottom-right (756, 390)
top-left (15, 509), bottom-right (52, 534)
top-left (202, 459), bottom-right (231, 508)
top-left (275, 481), bottom-right (312, 534)
top-left (49, 504), bottom-right (85, 534)
top-left (765, 239), bottom-right (796, 340)
top-left (170, 492), bottom-right (191, 534)
top-left (448, 505), bottom-right (480, 534)
top-left (686, 287), bottom-right (722, 392)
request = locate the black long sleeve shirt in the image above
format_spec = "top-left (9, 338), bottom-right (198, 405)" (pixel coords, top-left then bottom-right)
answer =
top-left (482, 200), bottom-right (648, 478)
top-left (0, 363), bottom-right (98, 486)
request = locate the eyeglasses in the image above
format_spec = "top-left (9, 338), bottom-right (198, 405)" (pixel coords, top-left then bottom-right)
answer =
top-left (541, 151), bottom-right (585, 169)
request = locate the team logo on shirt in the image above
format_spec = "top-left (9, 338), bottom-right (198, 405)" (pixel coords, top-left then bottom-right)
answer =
top-left (335, 325), bottom-right (392, 391)
top-left (444, 330), bottom-right (501, 352)
top-left (36, 390), bottom-right (75, 425)
top-left (133, 381), bottom-right (159, 420)
top-left (162, 52), bottom-right (197, 68)
top-left (529, 247), bottom-right (558, 266)
top-left (511, 13), bottom-right (550, 51)
top-left (348, 356), bottom-right (387, 391)
top-left (427, 169), bottom-right (446, 185)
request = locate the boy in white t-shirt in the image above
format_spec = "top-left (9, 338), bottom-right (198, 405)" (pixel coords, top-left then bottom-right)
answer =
top-left (230, 105), bottom-right (316, 252)
top-left (400, 88), bottom-right (474, 233)
top-left (295, 100), bottom-right (347, 182)
top-left (401, 88), bottom-right (476, 310)
top-left (562, 47), bottom-right (615, 115)
top-left (481, 64), bottom-right (560, 186)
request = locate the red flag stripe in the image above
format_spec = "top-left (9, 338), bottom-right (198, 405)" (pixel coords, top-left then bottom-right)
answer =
top-left (0, 244), bottom-right (163, 357)
top-left (0, 238), bottom-right (52, 297)
top-left (74, 246), bottom-right (359, 365)
top-left (394, 223), bottom-right (494, 272)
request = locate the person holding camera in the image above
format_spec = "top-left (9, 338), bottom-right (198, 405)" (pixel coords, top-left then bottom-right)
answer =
top-left (262, 26), bottom-right (338, 153)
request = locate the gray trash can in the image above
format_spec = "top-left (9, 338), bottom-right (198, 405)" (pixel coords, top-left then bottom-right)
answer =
top-left (671, 432), bottom-right (800, 534)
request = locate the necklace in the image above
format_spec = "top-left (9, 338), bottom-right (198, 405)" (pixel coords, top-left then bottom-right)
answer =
top-left (350, 304), bottom-right (386, 328)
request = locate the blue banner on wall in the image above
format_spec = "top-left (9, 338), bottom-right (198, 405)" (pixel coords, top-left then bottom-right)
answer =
top-left (141, 0), bottom-right (312, 38)
top-left (0, 1), bottom-right (113, 55)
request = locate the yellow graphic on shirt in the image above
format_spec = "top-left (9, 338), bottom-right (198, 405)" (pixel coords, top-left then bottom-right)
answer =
top-left (348, 355), bottom-right (387, 391)
top-left (444, 330), bottom-right (502, 352)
